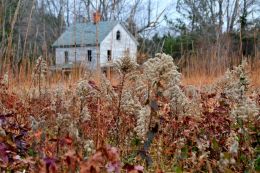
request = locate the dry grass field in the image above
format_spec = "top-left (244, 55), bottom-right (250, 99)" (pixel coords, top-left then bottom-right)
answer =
top-left (0, 53), bottom-right (260, 172)
top-left (1, 0), bottom-right (259, 172)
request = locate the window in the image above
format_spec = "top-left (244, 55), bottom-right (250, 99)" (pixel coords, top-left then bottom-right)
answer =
top-left (64, 51), bottom-right (69, 64)
top-left (87, 50), bottom-right (92, 62)
top-left (107, 50), bottom-right (112, 61)
top-left (116, 30), bottom-right (121, 40)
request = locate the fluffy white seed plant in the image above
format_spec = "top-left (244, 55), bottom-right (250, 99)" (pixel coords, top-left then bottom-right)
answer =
top-left (129, 53), bottom-right (192, 139)
top-left (216, 60), bottom-right (259, 122)
top-left (143, 53), bottom-right (190, 116)
top-left (215, 60), bottom-right (250, 102)
top-left (120, 89), bottom-right (151, 139)
top-left (114, 56), bottom-right (147, 140)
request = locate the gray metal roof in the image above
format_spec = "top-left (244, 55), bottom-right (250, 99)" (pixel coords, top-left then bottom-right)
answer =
top-left (52, 21), bottom-right (136, 47)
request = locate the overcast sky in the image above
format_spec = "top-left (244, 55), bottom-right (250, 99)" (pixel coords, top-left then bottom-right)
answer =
top-left (64, 0), bottom-right (259, 37)
top-left (66, 1), bottom-right (178, 26)
top-left (60, 0), bottom-right (179, 36)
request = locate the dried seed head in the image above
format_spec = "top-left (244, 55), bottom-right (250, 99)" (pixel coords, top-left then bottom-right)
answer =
top-left (115, 56), bottom-right (138, 75)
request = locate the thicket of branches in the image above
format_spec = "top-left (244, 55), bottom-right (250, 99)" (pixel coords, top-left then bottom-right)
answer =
top-left (0, 0), bottom-right (259, 76)
top-left (0, 0), bottom-right (166, 73)
top-left (140, 0), bottom-right (260, 59)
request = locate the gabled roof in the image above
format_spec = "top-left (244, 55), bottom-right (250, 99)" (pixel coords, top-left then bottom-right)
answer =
top-left (52, 21), bottom-right (138, 47)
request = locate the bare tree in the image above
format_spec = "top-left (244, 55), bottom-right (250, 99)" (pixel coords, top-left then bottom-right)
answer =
top-left (227, 0), bottom-right (239, 32)
top-left (79, 0), bottom-right (167, 35)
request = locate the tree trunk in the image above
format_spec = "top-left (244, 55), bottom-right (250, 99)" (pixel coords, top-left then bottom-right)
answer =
top-left (229, 0), bottom-right (239, 32)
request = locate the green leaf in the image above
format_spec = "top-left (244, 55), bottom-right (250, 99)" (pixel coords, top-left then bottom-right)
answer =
top-left (28, 148), bottom-right (37, 157)
top-left (131, 136), bottom-right (141, 146)
top-left (212, 138), bottom-right (219, 150)
top-left (172, 166), bottom-right (183, 173)
top-left (181, 146), bottom-right (188, 159)
top-left (254, 155), bottom-right (260, 171)
top-left (237, 118), bottom-right (243, 126)
top-left (239, 154), bottom-right (247, 163)
top-left (192, 146), bottom-right (199, 152)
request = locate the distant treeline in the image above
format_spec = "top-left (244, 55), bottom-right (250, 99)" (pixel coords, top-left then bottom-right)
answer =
top-left (139, 28), bottom-right (260, 60)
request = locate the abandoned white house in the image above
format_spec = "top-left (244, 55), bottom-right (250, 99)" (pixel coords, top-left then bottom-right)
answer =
top-left (52, 21), bottom-right (138, 72)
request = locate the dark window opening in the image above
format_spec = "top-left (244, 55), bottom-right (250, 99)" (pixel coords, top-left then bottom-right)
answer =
top-left (87, 50), bottom-right (92, 62)
top-left (64, 51), bottom-right (69, 63)
top-left (107, 50), bottom-right (112, 61)
top-left (116, 31), bottom-right (121, 40)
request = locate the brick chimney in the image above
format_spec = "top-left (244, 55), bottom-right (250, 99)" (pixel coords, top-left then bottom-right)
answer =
top-left (93, 11), bottom-right (101, 24)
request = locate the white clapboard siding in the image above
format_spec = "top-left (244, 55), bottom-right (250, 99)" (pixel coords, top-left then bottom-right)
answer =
top-left (54, 22), bottom-right (138, 69)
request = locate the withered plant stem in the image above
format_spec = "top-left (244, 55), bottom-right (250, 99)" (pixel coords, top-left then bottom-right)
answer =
top-left (115, 73), bottom-right (126, 145)
top-left (96, 98), bottom-right (101, 148)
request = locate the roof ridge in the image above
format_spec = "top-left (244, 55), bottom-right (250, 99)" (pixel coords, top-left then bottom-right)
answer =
top-left (52, 21), bottom-right (119, 47)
